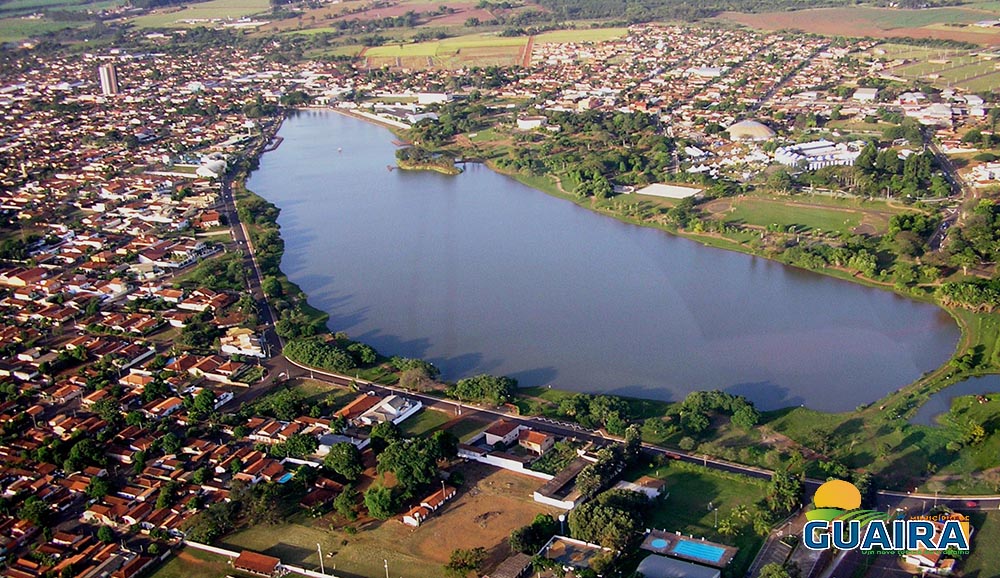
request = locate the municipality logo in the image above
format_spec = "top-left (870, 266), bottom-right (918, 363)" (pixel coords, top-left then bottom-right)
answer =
top-left (803, 480), bottom-right (970, 553)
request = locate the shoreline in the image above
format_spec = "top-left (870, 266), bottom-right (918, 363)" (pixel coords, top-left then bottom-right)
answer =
top-left (254, 108), bottom-right (987, 418)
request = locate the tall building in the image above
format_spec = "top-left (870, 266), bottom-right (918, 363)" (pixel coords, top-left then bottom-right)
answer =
top-left (98, 63), bottom-right (119, 96)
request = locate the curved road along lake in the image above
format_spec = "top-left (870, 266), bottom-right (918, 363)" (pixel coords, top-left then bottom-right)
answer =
top-left (248, 110), bottom-right (960, 412)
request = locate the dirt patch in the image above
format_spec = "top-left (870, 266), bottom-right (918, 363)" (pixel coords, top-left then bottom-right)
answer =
top-left (703, 198), bottom-right (734, 215)
top-left (853, 223), bottom-right (877, 236)
top-left (408, 462), bottom-right (557, 569)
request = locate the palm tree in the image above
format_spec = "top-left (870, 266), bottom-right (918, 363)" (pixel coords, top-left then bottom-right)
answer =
top-left (732, 505), bottom-right (751, 522)
top-left (718, 518), bottom-right (738, 537)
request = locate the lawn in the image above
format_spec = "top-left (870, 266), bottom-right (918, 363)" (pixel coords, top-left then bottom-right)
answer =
top-left (441, 414), bottom-right (490, 442)
top-left (288, 378), bottom-right (357, 408)
top-left (0, 0), bottom-right (122, 17)
top-left (399, 408), bottom-right (452, 437)
top-left (223, 462), bottom-right (553, 578)
top-left (629, 460), bottom-right (767, 576)
top-left (964, 512), bottom-right (1000, 578)
top-left (149, 548), bottom-right (232, 578)
top-left (129, 0), bottom-right (270, 28)
top-left (720, 198), bottom-right (864, 234)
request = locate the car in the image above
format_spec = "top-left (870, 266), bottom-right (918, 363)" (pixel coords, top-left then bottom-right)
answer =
top-left (966, 500), bottom-right (979, 508)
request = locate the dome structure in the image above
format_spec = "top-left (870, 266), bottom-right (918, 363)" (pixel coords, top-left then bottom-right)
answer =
top-left (727, 119), bottom-right (776, 142)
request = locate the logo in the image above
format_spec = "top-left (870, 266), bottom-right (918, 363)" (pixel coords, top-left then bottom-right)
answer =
top-left (803, 480), bottom-right (971, 554)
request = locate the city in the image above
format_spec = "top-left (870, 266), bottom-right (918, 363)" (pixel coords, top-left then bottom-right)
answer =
top-left (2, 2), bottom-right (1000, 578)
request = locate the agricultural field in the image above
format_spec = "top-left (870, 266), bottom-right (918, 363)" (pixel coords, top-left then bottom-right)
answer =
top-left (128, 0), bottom-right (270, 29)
top-left (720, 6), bottom-right (1000, 45)
top-left (0, 16), bottom-right (83, 42)
top-left (875, 42), bottom-right (1000, 92)
top-left (533, 27), bottom-right (628, 44)
top-left (0, 0), bottom-right (122, 18)
top-left (362, 32), bottom-right (529, 69)
top-left (223, 462), bottom-right (555, 578)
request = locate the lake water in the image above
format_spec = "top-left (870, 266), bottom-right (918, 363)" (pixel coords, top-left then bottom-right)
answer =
top-left (247, 110), bottom-right (960, 412)
top-left (910, 374), bottom-right (1000, 426)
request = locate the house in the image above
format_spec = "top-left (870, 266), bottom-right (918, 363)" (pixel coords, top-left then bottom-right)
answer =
top-left (402, 505), bottom-right (430, 527)
top-left (614, 476), bottom-right (667, 500)
top-left (220, 327), bottom-right (266, 358)
top-left (357, 395), bottom-right (422, 426)
top-left (484, 420), bottom-right (523, 447)
top-left (518, 429), bottom-right (555, 455)
top-left (335, 393), bottom-right (381, 421)
top-left (233, 551), bottom-right (281, 577)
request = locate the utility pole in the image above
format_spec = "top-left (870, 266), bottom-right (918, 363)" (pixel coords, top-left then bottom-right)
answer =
top-left (384, 559), bottom-right (389, 578)
top-left (317, 543), bottom-right (325, 575)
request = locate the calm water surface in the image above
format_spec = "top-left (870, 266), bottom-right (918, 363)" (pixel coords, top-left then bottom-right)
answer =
top-left (248, 110), bottom-right (959, 412)
top-left (911, 375), bottom-right (1000, 426)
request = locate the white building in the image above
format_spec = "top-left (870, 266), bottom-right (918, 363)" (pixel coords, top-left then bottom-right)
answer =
top-left (358, 395), bottom-right (422, 426)
top-left (516, 116), bottom-right (547, 131)
top-left (853, 87), bottom-right (879, 102)
top-left (634, 183), bottom-right (701, 199)
top-left (774, 140), bottom-right (863, 171)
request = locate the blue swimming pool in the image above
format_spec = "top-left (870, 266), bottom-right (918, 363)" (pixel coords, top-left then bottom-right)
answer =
top-left (277, 472), bottom-right (293, 484)
top-left (650, 538), bottom-right (668, 549)
top-left (671, 539), bottom-right (726, 563)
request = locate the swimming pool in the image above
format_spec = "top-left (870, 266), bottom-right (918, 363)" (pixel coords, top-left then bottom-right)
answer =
top-left (277, 472), bottom-right (293, 484)
top-left (650, 538), bottom-right (669, 549)
top-left (671, 539), bottom-right (726, 564)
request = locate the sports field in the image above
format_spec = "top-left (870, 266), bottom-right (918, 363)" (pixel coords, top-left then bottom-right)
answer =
top-left (705, 197), bottom-right (896, 236)
top-left (129, 0), bottom-right (270, 28)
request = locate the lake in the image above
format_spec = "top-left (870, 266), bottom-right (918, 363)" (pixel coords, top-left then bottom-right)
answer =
top-left (911, 375), bottom-right (1000, 426)
top-left (247, 110), bottom-right (960, 412)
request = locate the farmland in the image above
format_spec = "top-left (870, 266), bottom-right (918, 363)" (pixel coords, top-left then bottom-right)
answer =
top-left (875, 42), bottom-right (1000, 93)
top-left (362, 33), bottom-right (529, 69)
top-left (129, 0), bottom-right (270, 29)
top-left (720, 6), bottom-right (1000, 45)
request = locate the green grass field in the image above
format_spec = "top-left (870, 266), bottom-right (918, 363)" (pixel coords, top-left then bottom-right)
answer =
top-left (533, 27), bottom-right (627, 43)
top-left (0, 16), bottom-right (84, 41)
top-left (629, 461), bottom-right (767, 576)
top-left (149, 548), bottom-right (231, 578)
top-left (863, 7), bottom-right (985, 29)
top-left (364, 33), bottom-right (527, 58)
top-left (722, 198), bottom-right (863, 234)
top-left (129, 0), bottom-right (269, 28)
top-left (964, 512), bottom-right (1000, 578)
top-left (399, 408), bottom-right (452, 437)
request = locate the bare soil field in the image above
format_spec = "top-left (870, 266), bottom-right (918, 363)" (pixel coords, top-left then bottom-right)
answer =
top-left (719, 7), bottom-right (1000, 45)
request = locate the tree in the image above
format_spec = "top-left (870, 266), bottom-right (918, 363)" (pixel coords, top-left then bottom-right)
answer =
top-left (324, 442), bottom-right (364, 481)
top-left (86, 477), bottom-right (111, 499)
top-left (369, 421), bottom-right (402, 453)
top-left (444, 547), bottom-right (488, 578)
top-left (18, 497), bottom-right (50, 526)
top-left (448, 374), bottom-right (517, 405)
top-left (759, 563), bottom-right (795, 578)
top-left (568, 489), bottom-right (648, 550)
top-left (718, 517), bottom-right (738, 537)
top-left (377, 438), bottom-right (439, 491)
top-left (364, 485), bottom-right (395, 519)
top-left (732, 405), bottom-right (761, 430)
top-left (510, 514), bottom-right (558, 554)
top-left (334, 484), bottom-right (358, 520)
top-left (766, 468), bottom-right (804, 515)
top-left (97, 525), bottom-right (115, 543)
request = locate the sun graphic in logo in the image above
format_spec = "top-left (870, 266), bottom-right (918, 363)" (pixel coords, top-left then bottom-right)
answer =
top-left (806, 479), bottom-right (883, 524)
